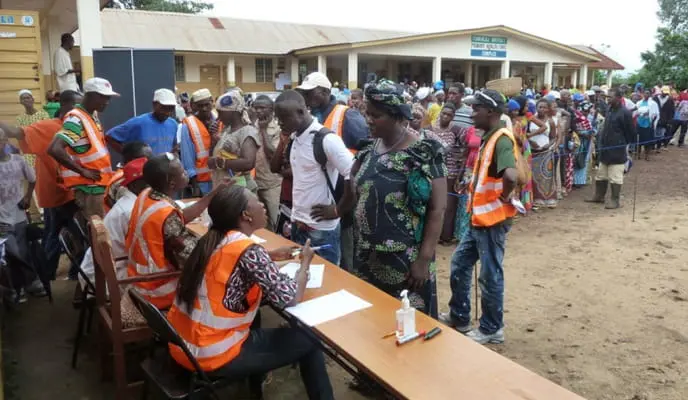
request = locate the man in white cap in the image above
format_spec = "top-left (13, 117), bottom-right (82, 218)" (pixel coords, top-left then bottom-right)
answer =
top-left (48, 77), bottom-right (118, 218)
top-left (106, 88), bottom-right (178, 156)
top-left (179, 88), bottom-right (215, 196)
top-left (296, 72), bottom-right (368, 271)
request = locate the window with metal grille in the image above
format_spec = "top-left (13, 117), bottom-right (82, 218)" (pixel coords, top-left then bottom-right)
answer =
top-left (255, 58), bottom-right (273, 83)
top-left (174, 55), bottom-right (185, 82)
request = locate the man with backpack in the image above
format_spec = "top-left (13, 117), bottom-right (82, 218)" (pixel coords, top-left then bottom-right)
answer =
top-left (272, 90), bottom-right (354, 265)
top-left (296, 72), bottom-right (368, 271)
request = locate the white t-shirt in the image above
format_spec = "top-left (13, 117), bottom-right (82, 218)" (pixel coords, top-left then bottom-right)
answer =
top-left (289, 119), bottom-right (354, 231)
top-left (80, 189), bottom-right (137, 286)
top-left (54, 47), bottom-right (79, 92)
top-left (0, 154), bottom-right (36, 226)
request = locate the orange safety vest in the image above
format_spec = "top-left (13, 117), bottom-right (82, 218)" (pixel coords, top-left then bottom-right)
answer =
top-left (125, 188), bottom-right (181, 309)
top-left (103, 169), bottom-right (124, 213)
top-left (60, 108), bottom-right (113, 188)
top-left (323, 104), bottom-right (356, 154)
top-left (468, 128), bottom-right (519, 227)
top-left (183, 115), bottom-right (212, 182)
top-left (167, 231), bottom-right (260, 371)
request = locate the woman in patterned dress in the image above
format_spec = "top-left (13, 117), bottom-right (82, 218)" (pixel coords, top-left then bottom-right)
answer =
top-left (507, 99), bottom-right (533, 212)
top-left (340, 80), bottom-right (447, 317)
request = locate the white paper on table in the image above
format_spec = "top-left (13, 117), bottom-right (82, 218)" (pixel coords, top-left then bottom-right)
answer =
top-left (279, 263), bottom-right (324, 288)
top-left (285, 289), bottom-right (372, 327)
top-left (250, 234), bottom-right (266, 244)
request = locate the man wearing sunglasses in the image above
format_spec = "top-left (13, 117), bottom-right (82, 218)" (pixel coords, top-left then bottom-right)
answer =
top-left (441, 89), bottom-right (518, 345)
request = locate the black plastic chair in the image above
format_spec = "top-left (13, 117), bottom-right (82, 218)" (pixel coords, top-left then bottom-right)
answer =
top-left (73, 214), bottom-right (90, 247)
top-left (58, 227), bottom-right (94, 369)
top-left (128, 290), bottom-right (230, 400)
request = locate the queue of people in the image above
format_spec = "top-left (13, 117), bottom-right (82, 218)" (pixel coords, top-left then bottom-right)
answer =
top-left (0, 66), bottom-right (678, 399)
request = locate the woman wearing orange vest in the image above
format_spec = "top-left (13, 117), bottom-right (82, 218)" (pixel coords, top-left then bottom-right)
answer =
top-left (48, 77), bottom-right (119, 218)
top-left (168, 185), bottom-right (334, 399)
top-left (441, 90), bottom-right (520, 345)
top-left (125, 153), bottom-right (229, 309)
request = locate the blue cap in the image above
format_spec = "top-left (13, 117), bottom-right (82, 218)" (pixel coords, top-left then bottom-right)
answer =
top-left (572, 93), bottom-right (585, 102)
top-left (433, 81), bottom-right (444, 91)
top-left (507, 99), bottom-right (521, 112)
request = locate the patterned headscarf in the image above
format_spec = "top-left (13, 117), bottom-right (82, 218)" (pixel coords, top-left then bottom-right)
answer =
top-left (580, 101), bottom-right (594, 112)
top-left (215, 89), bottom-right (251, 124)
top-left (411, 103), bottom-right (426, 119)
top-left (364, 79), bottom-right (413, 120)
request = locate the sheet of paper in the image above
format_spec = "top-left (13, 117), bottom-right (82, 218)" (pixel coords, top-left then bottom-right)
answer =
top-left (250, 234), bottom-right (266, 244)
top-left (285, 289), bottom-right (372, 327)
top-left (175, 200), bottom-right (196, 209)
top-left (279, 263), bottom-right (324, 288)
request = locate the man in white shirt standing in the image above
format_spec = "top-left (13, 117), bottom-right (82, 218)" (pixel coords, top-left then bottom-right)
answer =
top-left (80, 157), bottom-right (149, 285)
top-left (272, 90), bottom-right (354, 265)
top-left (54, 33), bottom-right (80, 92)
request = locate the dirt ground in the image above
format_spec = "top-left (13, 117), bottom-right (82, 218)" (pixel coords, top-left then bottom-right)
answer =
top-left (3, 148), bottom-right (687, 400)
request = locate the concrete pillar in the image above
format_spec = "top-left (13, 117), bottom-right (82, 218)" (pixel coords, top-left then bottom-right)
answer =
top-left (290, 57), bottom-right (299, 88)
top-left (571, 70), bottom-right (578, 89)
top-left (553, 70), bottom-right (559, 88)
top-left (317, 54), bottom-right (327, 74)
top-left (347, 52), bottom-right (358, 89)
top-left (76, 0), bottom-right (103, 81)
top-left (475, 64), bottom-right (481, 88)
top-left (432, 56), bottom-right (442, 83)
top-left (579, 64), bottom-right (589, 90)
top-left (544, 62), bottom-right (553, 89)
top-left (500, 60), bottom-right (510, 79)
top-left (226, 56), bottom-right (236, 88)
top-left (606, 69), bottom-right (613, 88)
top-left (465, 61), bottom-right (473, 88)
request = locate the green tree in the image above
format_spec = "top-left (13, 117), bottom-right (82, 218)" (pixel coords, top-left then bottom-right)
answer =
top-left (111, 0), bottom-right (213, 13)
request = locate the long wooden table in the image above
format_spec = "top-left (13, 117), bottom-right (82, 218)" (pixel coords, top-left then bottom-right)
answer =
top-left (188, 225), bottom-right (585, 400)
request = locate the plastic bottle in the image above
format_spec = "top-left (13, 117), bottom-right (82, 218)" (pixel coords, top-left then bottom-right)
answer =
top-left (395, 290), bottom-right (416, 339)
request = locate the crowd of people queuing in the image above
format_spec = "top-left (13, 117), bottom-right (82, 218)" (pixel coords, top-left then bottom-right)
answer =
top-left (2, 51), bottom-right (688, 397)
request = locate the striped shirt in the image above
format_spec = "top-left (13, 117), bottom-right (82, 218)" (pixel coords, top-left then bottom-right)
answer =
top-left (453, 103), bottom-right (474, 130)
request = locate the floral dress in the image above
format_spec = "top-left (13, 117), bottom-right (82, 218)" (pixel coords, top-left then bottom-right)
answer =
top-left (353, 136), bottom-right (447, 317)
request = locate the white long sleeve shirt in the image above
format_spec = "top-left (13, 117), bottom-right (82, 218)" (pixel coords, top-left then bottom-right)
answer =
top-left (54, 47), bottom-right (79, 92)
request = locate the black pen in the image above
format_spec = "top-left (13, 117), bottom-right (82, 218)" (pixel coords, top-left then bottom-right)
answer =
top-left (423, 327), bottom-right (442, 341)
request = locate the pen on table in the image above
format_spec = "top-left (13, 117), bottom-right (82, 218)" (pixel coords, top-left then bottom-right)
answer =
top-left (291, 244), bottom-right (333, 257)
top-left (423, 327), bottom-right (442, 341)
top-left (396, 331), bottom-right (425, 346)
top-left (381, 331), bottom-right (396, 339)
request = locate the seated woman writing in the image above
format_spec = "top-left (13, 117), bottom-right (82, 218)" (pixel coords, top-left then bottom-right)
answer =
top-left (166, 185), bottom-right (334, 399)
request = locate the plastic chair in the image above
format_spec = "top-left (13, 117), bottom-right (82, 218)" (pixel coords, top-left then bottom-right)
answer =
top-left (58, 227), bottom-right (94, 369)
top-left (128, 290), bottom-right (230, 400)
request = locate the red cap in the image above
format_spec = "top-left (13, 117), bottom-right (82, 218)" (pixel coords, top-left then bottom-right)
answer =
top-left (120, 157), bottom-right (147, 187)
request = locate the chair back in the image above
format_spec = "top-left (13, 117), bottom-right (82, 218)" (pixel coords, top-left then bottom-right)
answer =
top-left (128, 290), bottom-right (211, 382)
top-left (89, 216), bottom-right (125, 332)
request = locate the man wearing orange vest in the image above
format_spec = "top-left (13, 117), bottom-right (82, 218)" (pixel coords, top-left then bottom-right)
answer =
top-left (441, 90), bottom-right (518, 345)
top-left (48, 77), bottom-right (118, 218)
top-left (125, 153), bottom-right (228, 309)
top-left (180, 88), bottom-right (216, 196)
top-left (297, 72), bottom-right (368, 271)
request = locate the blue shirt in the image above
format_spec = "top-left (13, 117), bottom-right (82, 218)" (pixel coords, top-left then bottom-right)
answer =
top-left (312, 96), bottom-right (369, 150)
top-left (106, 112), bottom-right (178, 155)
top-left (179, 123), bottom-right (212, 194)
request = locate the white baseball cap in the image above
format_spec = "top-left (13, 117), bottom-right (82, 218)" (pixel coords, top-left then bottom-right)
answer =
top-left (153, 88), bottom-right (177, 106)
top-left (83, 77), bottom-right (119, 97)
top-left (297, 72), bottom-right (332, 91)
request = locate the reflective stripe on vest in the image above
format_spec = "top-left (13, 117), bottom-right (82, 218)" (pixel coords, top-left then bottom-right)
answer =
top-left (469, 128), bottom-right (518, 227)
top-left (60, 108), bottom-right (113, 185)
top-left (167, 231), bottom-right (260, 371)
top-left (129, 190), bottom-right (173, 275)
top-left (183, 115), bottom-right (212, 182)
top-left (324, 104), bottom-right (356, 154)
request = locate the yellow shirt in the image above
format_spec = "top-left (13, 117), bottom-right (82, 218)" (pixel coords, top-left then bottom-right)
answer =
top-left (423, 103), bottom-right (442, 128)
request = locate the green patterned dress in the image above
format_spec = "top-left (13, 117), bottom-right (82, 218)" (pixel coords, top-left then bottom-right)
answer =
top-left (353, 136), bottom-right (447, 317)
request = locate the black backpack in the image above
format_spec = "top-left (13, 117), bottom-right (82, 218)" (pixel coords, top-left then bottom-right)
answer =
top-left (286, 127), bottom-right (344, 203)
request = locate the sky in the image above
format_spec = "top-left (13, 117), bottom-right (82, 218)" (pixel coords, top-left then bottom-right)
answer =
top-left (208, 0), bottom-right (661, 73)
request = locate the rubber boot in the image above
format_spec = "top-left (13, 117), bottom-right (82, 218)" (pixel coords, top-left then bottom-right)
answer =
top-left (605, 184), bottom-right (622, 209)
top-left (585, 180), bottom-right (607, 203)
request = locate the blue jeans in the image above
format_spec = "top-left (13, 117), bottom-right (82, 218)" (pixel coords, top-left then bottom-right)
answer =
top-left (43, 201), bottom-right (79, 279)
top-left (448, 222), bottom-right (511, 334)
top-left (291, 222), bottom-right (341, 266)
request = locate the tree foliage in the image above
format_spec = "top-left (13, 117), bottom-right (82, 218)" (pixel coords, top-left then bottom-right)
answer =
top-left (633, 0), bottom-right (688, 89)
top-left (111, 0), bottom-right (213, 14)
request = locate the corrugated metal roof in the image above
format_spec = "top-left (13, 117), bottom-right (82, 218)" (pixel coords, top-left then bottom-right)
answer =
top-left (83, 9), bottom-right (413, 54)
top-left (570, 45), bottom-right (624, 70)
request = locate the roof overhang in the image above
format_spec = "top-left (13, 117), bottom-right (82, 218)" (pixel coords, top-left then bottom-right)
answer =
top-left (0, 0), bottom-right (109, 34)
top-left (291, 25), bottom-right (601, 63)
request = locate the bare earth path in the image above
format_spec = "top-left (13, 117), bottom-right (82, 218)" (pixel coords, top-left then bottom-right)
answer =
top-left (3, 148), bottom-right (687, 400)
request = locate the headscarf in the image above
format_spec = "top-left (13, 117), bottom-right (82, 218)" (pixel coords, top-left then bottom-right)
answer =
top-left (580, 101), bottom-right (594, 112)
top-left (507, 99), bottom-right (521, 113)
top-left (18, 89), bottom-right (32, 99)
top-left (215, 89), bottom-right (251, 124)
top-left (364, 79), bottom-right (413, 120)
top-left (412, 103), bottom-right (426, 119)
top-left (680, 92), bottom-right (688, 102)
top-left (415, 87), bottom-right (432, 101)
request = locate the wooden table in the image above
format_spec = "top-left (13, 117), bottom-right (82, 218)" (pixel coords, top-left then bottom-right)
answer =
top-left (188, 225), bottom-right (585, 400)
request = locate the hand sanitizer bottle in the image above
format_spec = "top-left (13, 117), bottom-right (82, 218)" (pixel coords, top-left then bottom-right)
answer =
top-left (395, 290), bottom-right (416, 339)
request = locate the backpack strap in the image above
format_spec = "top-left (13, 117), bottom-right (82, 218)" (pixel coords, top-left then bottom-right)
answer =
top-left (312, 127), bottom-right (337, 199)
